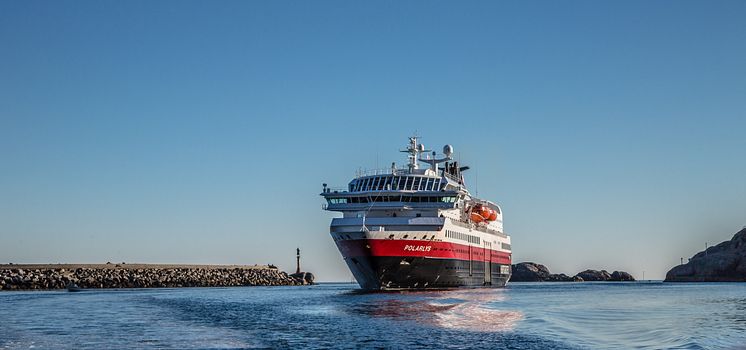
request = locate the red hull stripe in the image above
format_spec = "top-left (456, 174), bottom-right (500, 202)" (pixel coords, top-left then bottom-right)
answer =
top-left (337, 239), bottom-right (511, 265)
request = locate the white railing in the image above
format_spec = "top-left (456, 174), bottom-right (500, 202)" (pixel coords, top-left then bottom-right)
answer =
top-left (354, 167), bottom-right (410, 178)
top-left (325, 187), bottom-right (347, 193)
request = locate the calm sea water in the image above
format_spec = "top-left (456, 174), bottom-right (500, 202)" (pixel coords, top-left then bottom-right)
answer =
top-left (2, 282), bottom-right (746, 349)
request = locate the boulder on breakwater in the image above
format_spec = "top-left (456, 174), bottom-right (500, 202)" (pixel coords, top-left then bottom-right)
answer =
top-left (0, 264), bottom-right (308, 291)
top-left (510, 262), bottom-right (634, 282)
top-left (290, 271), bottom-right (315, 285)
top-left (666, 227), bottom-right (746, 282)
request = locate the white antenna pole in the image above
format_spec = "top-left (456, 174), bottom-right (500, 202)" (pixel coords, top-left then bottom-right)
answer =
top-left (475, 156), bottom-right (479, 197)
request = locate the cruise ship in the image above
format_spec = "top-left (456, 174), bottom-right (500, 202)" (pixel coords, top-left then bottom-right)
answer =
top-left (321, 136), bottom-right (512, 290)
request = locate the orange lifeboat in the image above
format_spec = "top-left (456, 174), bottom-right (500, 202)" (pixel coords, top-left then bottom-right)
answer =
top-left (488, 209), bottom-right (498, 221)
top-left (470, 211), bottom-right (485, 223)
top-left (480, 207), bottom-right (492, 221)
top-left (471, 205), bottom-right (489, 223)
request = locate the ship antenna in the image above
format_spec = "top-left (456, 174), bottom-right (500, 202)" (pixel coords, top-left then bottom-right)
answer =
top-left (401, 135), bottom-right (421, 172)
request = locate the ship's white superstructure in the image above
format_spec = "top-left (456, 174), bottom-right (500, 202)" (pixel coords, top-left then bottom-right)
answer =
top-left (321, 137), bottom-right (511, 290)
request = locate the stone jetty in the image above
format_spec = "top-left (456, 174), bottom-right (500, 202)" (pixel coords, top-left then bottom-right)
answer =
top-left (510, 262), bottom-right (635, 282)
top-left (0, 263), bottom-right (312, 291)
top-left (666, 227), bottom-right (746, 282)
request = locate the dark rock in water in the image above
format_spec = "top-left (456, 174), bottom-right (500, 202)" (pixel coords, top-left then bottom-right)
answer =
top-left (545, 273), bottom-right (575, 282)
top-left (666, 228), bottom-right (746, 282)
top-left (610, 271), bottom-right (635, 281)
top-left (511, 262), bottom-right (633, 282)
top-left (510, 262), bottom-right (551, 282)
top-left (510, 263), bottom-right (582, 282)
top-left (575, 269), bottom-right (612, 281)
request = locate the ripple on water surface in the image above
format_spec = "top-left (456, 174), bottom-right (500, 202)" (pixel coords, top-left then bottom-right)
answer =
top-left (2, 282), bottom-right (746, 349)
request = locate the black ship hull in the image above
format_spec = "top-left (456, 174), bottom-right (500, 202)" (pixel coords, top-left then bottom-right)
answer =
top-left (343, 254), bottom-right (511, 291)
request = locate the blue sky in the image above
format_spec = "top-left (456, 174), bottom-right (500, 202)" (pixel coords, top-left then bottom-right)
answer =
top-left (1, 1), bottom-right (745, 281)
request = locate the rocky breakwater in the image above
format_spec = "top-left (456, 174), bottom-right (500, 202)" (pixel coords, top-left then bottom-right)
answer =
top-left (0, 264), bottom-right (312, 290)
top-left (666, 227), bottom-right (746, 282)
top-left (510, 262), bottom-right (635, 282)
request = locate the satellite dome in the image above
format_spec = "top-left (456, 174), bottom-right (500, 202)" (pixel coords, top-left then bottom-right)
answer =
top-left (417, 144), bottom-right (425, 152)
top-left (443, 144), bottom-right (454, 157)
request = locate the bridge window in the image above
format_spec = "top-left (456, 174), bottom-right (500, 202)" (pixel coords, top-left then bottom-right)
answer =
top-left (327, 198), bottom-right (348, 204)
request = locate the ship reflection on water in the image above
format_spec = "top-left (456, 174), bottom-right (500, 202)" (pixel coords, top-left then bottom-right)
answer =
top-left (346, 288), bottom-right (523, 332)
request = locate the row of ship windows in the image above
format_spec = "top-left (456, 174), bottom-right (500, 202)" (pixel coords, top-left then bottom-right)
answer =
top-left (445, 230), bottom-right (481, 244)
top-left (350, 176), bottom-right (446, 192)
top-left (327, 196), bottom-right (457, 204)
top-left (388, 234), bottom-right (436, 240)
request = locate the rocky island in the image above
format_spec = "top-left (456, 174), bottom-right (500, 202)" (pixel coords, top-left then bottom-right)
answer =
top-left (510, 262), bottom-right (635, 282)
top-left (666, 227), bottom-right (746, 282)
top-left (0, 263), bottom-right (314, 291)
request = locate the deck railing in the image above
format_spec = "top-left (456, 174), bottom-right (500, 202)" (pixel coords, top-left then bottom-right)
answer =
top-left (354, 167), bottom-right (415, 178)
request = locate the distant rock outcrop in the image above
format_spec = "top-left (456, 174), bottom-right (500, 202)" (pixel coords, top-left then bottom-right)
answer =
top-left (510, 262), bottom-right (634, 282)
top-left (510, 262), bottom-right (551, 282)
top-left (610, 271), bottom-right (635, 281)
top-left (666, 228), bottom-right (746, 282)
top-left (575, 269), bottom-right (612, 281)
